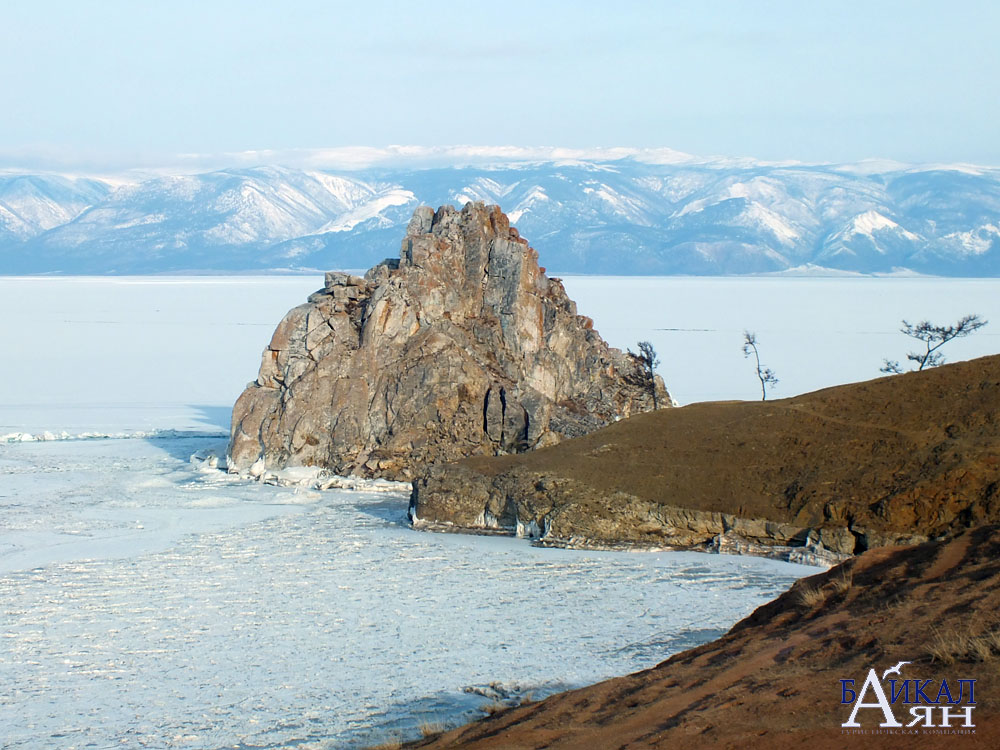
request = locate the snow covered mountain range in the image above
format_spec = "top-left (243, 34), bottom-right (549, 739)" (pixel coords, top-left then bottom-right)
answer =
top-left (2, 150), bottom-right (999, 275)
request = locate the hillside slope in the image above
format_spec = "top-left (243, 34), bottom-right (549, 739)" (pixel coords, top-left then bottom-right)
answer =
top-left (411, 355), bottom-right (1000, 557)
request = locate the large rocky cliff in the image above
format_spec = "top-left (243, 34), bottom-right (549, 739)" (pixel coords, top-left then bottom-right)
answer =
top-left (228, 202), bottom-right (668, 480)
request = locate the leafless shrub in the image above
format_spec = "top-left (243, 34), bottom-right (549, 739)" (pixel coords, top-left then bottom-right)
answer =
top-left (742, 331), bottom-right (778, 400)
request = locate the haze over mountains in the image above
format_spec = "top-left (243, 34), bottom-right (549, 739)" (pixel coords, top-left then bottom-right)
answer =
top-left (2, 147), bottom-right (999, 275)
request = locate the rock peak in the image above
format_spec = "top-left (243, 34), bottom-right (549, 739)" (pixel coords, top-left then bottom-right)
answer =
top-left (228, 203), bottom-right (669, 480)
top-left (405, 202), bottom-right (518, 239)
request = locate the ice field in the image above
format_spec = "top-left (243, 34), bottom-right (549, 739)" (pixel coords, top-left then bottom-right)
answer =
top-left (4, 274), bottom-right (999, 413)
top-left (3, 274), bottom-right (999, 748)
top-left (560, 275), bottom-right (1000, 404)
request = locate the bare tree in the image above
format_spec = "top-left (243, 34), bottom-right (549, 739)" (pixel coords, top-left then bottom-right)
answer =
top-left (742, 331), bottom-right (778, 401)
top-left (880, 314), bottom-right (988, 374)
top-left (628, 340), bottom-right (661, 408)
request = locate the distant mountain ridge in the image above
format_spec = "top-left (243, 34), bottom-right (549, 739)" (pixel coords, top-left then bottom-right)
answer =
top-left (2, 153), bottom-right (999, 275)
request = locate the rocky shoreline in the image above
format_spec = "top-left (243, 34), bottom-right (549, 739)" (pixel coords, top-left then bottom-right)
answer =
top-left (409, 488), bottom-right (852, 568)
top-left (409, 354), bottom-right (1000, 564)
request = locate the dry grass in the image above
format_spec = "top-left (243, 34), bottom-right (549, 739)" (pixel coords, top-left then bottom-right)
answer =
top-left (797, 584), bottom-right (826, 608)
top-left (366, 741), bottom-right (402, 750)
top-left (798, 567), bottom-right (853, 609)
top-left (419, 721), bottom-right (445, 738)
top-left (482, 699), bottom-right (509, 716)
top-left (927, 626), bottom-right (1000, 664)
top-left (831, 568), bottom-right (853, 595)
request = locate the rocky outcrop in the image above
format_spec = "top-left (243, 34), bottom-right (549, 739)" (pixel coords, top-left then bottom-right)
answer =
top-left (411, 526), bottom-right (1000, 749)
top-left (410, 354), bottom-right (1000, 559)
top-left (228, 202), bottom-right (668, 480)
top-left (410, 464), bottom-right (853, 566)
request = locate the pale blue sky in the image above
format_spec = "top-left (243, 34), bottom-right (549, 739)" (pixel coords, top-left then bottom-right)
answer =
top-left (2, 0), bottom-right (998, 168)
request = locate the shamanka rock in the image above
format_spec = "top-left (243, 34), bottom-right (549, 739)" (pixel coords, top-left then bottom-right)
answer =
top-left (228, 202), bottom-right (669, 480)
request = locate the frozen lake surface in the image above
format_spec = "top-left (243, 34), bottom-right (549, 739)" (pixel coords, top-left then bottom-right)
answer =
top-left (2, 275), bottom-right (998, 412)
top-left (4, 274), bottom-right (997, 748)
top-left (1, 433), bottom-right (809, 749)
top-left (559, 275), bottom-right (1000, 403)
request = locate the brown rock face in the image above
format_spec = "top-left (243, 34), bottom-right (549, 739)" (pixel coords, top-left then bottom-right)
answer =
top-left (228, 202), bottom-right (668, 480)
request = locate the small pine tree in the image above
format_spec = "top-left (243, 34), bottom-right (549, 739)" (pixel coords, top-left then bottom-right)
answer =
top-left (628, 340), bottom-right (661, 409)
top-left (880, 314), bottom-right (987, 374)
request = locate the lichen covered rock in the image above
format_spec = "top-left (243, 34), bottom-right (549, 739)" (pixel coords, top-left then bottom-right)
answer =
top-left (228, 202), bottom-right (668, 480)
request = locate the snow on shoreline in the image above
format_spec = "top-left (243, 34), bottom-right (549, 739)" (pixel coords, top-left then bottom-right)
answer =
top-left (1, 427), bottom-right (228, 443)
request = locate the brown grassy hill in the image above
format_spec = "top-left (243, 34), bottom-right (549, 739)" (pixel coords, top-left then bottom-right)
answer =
top-left (409, 526), bottom-right (1000, 749)
top-left (411, 354), bottom-right (1000, 556)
